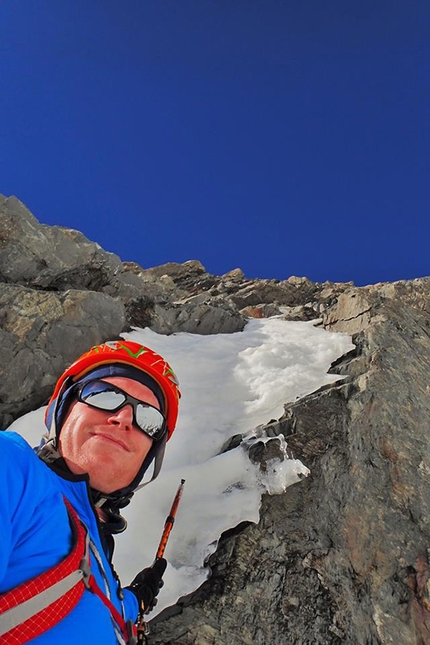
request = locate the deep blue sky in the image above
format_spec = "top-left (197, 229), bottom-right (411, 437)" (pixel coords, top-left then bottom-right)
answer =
top-left (1, 2), bottom-right (429, 286)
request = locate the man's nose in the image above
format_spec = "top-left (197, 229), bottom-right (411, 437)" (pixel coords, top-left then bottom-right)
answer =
top-left (107, 404), bottom-right (134, 429)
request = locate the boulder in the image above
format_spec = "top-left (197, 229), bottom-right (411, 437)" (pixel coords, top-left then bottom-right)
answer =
top-left (0, 284), bottom-right (125, 427)
top-left (0, 195), bottom-right (122, 290)
top-left (151, 294), bottom-right (246, 335)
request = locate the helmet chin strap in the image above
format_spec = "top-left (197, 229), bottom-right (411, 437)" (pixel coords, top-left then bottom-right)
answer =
top-left (134, 437), bottom-right (166, 491)
top-left (37, 436), bottom-right (167, 511)
top-left (36, 376), bottom-right (74, 462)
top-left (46, 376), bottom-right (76, 445)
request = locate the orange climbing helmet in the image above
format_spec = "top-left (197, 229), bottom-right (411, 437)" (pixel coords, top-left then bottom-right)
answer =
top-left (45, 340), bottom-right (181, 440)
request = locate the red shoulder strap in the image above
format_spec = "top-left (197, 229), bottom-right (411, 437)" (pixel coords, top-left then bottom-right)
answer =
top-left (0, 498), bottom-right (137, 645)
top-left (0, 498), bottom-right (86, 644)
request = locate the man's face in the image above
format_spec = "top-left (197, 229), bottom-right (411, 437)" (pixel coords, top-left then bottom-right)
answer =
top-left (58, 376), bottom-right (158, 494)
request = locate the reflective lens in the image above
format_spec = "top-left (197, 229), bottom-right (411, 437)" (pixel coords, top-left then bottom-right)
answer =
top-left (78, 380), bottom-right (166, 441)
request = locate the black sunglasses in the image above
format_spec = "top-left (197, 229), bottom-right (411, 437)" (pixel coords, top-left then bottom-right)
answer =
top-left (77, 380), bottom-right (166, 441)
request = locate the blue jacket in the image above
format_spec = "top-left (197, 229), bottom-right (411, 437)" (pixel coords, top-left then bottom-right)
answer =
top-left (0, 431), bottom-right (138, 643)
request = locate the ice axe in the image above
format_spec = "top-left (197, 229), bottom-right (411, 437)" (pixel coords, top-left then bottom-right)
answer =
top-left (136, 479), bottom-right (185, 644)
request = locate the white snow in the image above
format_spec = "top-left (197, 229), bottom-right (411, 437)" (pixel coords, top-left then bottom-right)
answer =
top-left (11, 316), bottom-right (353, 617)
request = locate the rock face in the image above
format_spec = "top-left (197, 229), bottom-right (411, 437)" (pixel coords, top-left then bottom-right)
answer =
top-left (1, 195), bottom-right (429, 644)
top-left (149, 279), bottom-right (430, 645)
top-left (0, 283), bottom-right (125, 427)
top-left (0, 195), bottom-right (122, 290)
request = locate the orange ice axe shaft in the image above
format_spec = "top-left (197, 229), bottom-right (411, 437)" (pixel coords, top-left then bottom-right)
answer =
top-left (156, 479), bottom-right (185, 560)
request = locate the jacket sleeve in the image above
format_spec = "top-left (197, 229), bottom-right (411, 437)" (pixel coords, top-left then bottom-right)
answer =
top-left (0, 432), bottom-right (30, 586)
top-left (0, 431), bottom-right (71, 592)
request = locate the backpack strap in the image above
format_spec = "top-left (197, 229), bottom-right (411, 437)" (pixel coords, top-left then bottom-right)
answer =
top-left (0, 497), bottom-right (137, 645)
top-left (0, 498), bottom-right (86, 644)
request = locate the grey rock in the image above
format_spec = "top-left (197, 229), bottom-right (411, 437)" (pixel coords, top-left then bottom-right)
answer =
top-left (228, 280), bottom-right (303, 309)
top-left (149, 277), bottom-right (430, 645)
top-left (0, 284), bottom-right (125, 427)
top-left (217, 275), bottom-right (352, 322)
top-left (141, 260), bottom-right (215, 292)
top-left (248, 436), bottom-right (292, 471)
top-left (221, 268), bottom-right (245, 282)
top-left (239, 303), bottom-right (282, 319)
top-left (0, 195), bottom-right (122, 290)
top-left (102, 261), bottom-right (181, 303)
top-left (150, 294), bottom-right (246, 335)
top-left (103, 262), bottom-right (250, 333)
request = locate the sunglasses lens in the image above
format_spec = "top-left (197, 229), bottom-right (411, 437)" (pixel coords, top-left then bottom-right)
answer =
top-left (136, 405), bottom-right (165, 439)
top-left (80, 382), bottom-right (126, 410)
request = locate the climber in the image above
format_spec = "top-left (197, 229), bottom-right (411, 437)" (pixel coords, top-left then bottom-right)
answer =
top-left (0, 340), bottom-right (181, 644)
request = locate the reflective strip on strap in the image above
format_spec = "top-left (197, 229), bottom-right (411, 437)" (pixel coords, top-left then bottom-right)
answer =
top-left (0, 570), bottom-right (84, 637)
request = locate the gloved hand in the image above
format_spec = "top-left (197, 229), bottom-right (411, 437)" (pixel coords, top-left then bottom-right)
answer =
top-left (126, 558), bottom-right (167, 613)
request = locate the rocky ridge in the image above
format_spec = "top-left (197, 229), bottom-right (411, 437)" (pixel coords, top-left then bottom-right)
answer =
top-left (0, 195), bottom-right (429, 644)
